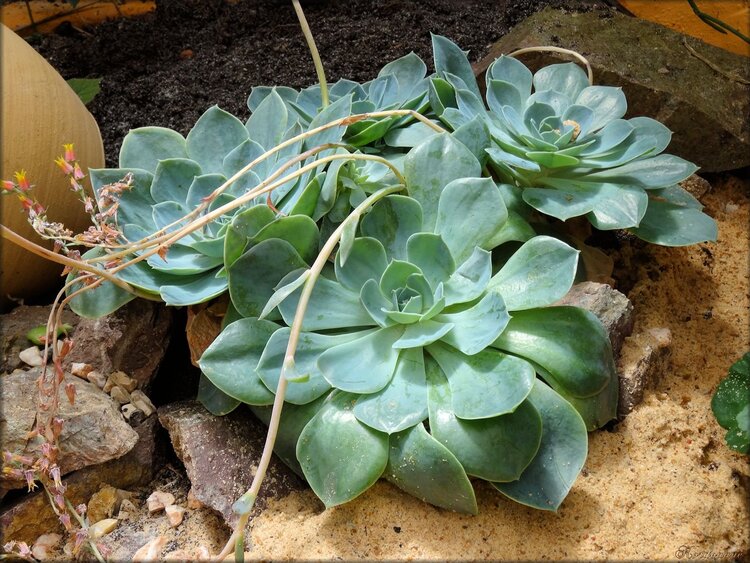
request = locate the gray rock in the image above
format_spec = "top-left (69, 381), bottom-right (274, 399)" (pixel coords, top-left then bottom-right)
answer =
top-left (0, 367), bottom-right (138, 491)
top-left (0, 305), bottom-right (79, 374)
top-left (474, 8), bottom-right (750, 172)
top-left (555, 281), bottom-right (634, 356)
top-left (158, 401), bottom-right (305, 526)
top-left (63, 299), bottom-right (172, 390)
top-left (617, 327), bottom-right (672, 418)
top-left (0, 416), bottom-right (163, 544)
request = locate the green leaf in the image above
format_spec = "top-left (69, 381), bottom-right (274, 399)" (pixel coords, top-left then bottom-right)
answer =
top-left (278, 274), bottom-right (373, 331)
top-left (487, 236), bottom-right (579, 311)
top-left (159, 271), bottom-right (228, 306)
top-left (405, 233), bottom-right (455, 290)
top-left (224, 205), bottom-right (276, 267)
top-left (522, 184), bottom-right (604, 222)
top-left (432, 34), bottom-right (481, 100)
top-left (486, 79), bottom-right (523, 115)
top-left (150, 158), bottom-right (202, 204)
top-left (297, 391), bottom-right (389, 507)
top-left (493, 379), bottom-right (588, 511)
top-left (66, 272), bottom-right (136, 319)
top-left (246, 90), bottom-right (289, 150)
top-left (378, 52), bottom-right (428, 102)
top-left (353, 348), bottom-right (428, 433)
top-left (147, 244), bottom-right (222, 275)
top-left (119, 127), bottom-right (187, 173)
top-left (533, 63), bottom-right (589, 102)
top-left (630, 199), bottom-right (717, 246)
top-left (228, 238), bottom-right (307, 317)
top-left (360, 278), bottom-right (396, 328)
top-left (443, 247), bottom-right (492, 306)
top-left (379, 260), bottom-right (422, 297)
top-left (428, 341), bottom-right (535, 420)
top-left (251, 215), bottom-right (321, 264)
top-left (574, 86), bottom-right (627, 132)
top-left (487, 56), bottom-right (532, 102)
top-left (335, 237), bottom-right (388, 292)
top-left (318, 327), bottom-right (404, 394)
top-left (385, 423), bottom-right (477, 514)
top-left (186, 173), bottom-right (230, 210)
top-left (303, 95), bottom-right (353, 151)
top-left (66, 77), bottom-right (101, 105)
top-left (584, 154), bottom-right (698, 188)
top-left (434, 178), bottom-right (507, 264)
top-left (525, 151), bottom-right (580, 168)
top-left (711, 353), bottom-right (750, 454)
top-left (256, 328), bottom-right (366, 405)
top-left (435, 292), bottom-right (510, 355)
top-left (186, 106), bottom-right (249, 175)
top-left (260, 269), bottom-right (310, 319)
top-left (198, 317), bottom-right (279, 405)
top-left (198, 374), bottom-right (240, 416)
top-left (403, 134), bottom-right (481, 232)
top-left (361, 195), bottom-right (423, 261)
top-left (494, 306), bottom-right (614, 400)
top-left (427, 359), bottom-right (542, 481)
top-left (393, 320), bottom-right (454, 349)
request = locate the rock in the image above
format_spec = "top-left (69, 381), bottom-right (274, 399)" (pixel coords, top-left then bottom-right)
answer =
top-left (117, 499), bottom-right (138, 520)
top-left (88, 518), bottom-right (118, 539)
top-left (555, 281), bottom-right (634, 356)
top-left (0, 367), bottom-right (139, 491)
top-left (19, 346), bottom-right (44, 367)
top-left (87, 485), bottom-right (132, 524)
top-left (63, 299), bottom-right (172, 390)
top-left (110, 385), bottom-right (132, 405)
top-left (0, 416), bottom-right (164, 544)
top-left (104, 371), bottom-right (138, 393)
top-left (186, 488), bottom-right (203, 509)
top-left (86, 369), bottom-right (107, 389)
top-left (165, 505), bottom-right (186, 527)
top-left (474, 8), bottom-right (750, 172)
top-left (130, 390), bottom-right (156, 417)
top-left (617, 327), bottom-right (672, 417)
top-left (158, 401), bottom-right (305, 526)
top-left (122, 403), bottom-right (146, 425)
top-left (31, 533), bottom-right (61, 560)
top-left (680, 174), bottom-right (712, 200)
top-left (0, 305), bottom-right (79, 374)
top-left (70, 362), bottom-right (93, 379)
top-left (147, 491), bottom-right (175, 514)
top-left (132, 536), bottom-right (167, 562)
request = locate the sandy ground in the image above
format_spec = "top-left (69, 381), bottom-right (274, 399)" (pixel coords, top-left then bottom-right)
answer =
top-left (239, 175), bottom-right (750, 561)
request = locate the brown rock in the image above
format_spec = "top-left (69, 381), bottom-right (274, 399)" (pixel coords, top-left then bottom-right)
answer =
top-left (146, 490), bottom-right (175, 514)
top-left (63, 299), bottom-right (172, 390)
top-left (0, 416), bottom-right (164, 544)
top-left (474, 8), bottom-right (750, 172)
top-left (165, 504), bottom-right (186, 527)
top-left (0, 368), bottom-right (138, 491)
top-left (110, 385), bottom-right (132, 405)
top-left (680, 174), bottom-right (712, 200)
top-left (555, 281), bottom-right (634, 356)
top-left (617, 327), bottom-right (672, 417)
top-left (104, 371), bottom-right (138, 393)
top-left (132, 536), bottom-right (167, 562)
top-left (158, 401), bottom-right (305, 526)
top-left (87, 485), bottom-right (132, 524)
top-left (88, 518), bottom-right (118, 539)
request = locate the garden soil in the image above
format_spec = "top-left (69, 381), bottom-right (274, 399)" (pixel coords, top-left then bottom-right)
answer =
top-left (25, 0), bottom-right (750, 559)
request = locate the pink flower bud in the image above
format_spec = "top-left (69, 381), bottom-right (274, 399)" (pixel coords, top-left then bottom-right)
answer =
top-left (14, 171), bottom-right (31, 191)
top-left (63, 144), bottom-right (76, 162)
top-left (1, 180), bottom-right (15, 191)
top-left (55, 157), bottom-right (74, 175)
top-left (73, 163), bottom-right (85, 180)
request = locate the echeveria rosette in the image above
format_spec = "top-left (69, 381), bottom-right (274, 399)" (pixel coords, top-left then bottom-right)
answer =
top-left (199, 133), bottom-right (618, 514)
top-left (427, 35), bottom-right (717, 247)
top-left (67, 91), bottom-right (351, 318)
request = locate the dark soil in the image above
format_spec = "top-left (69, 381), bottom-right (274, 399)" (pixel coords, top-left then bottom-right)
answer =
top-left (29, 0), bottom-right (613, 166)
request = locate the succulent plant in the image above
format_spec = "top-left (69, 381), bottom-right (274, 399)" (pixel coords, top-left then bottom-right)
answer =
top-left (199, 134), bottom-right (618, 512)
top-left (425, 35), bottom-right (718, 247)
top-left (712, 352), bottom-right (750, 454)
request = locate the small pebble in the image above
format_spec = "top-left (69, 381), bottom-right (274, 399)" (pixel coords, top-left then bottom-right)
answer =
top-left (121, 403), bottom-right (145, 424)
top-left (70, 362), bottom-right (93, 378)
top-left (19, 346), bottom-right (44, 367)
top-left (165, 505), bottom-right (186, 527)
top-left (132, 536), bottom-right (167, 562)
top-left (86, 370), bottom-right (107, 389)
top-left (147, 490), bottom-right (175, 514)
top-left (31, 533), bottom-right (62, 560)
top-left (130, 390), bottom-right (156, 417)
top-left (104, 371), bottom-right (138, 393)
top-left (165, 549), bottom-right (194, 561)
top-left (186, 488), bottom-right (203, 509)
top-left (110, 385), bottom-right (131, 405)
top-left (118, 498), bottom-right (138, 520)
top-left (180, 48), bottom-right (194, 59)
top-left (88, 518), bottom-right (118, 539)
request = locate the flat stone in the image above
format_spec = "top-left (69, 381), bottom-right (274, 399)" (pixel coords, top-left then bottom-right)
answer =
top-left (0, 305), bottom-right (79, 374)
top-left (87, 485), bottom-right (132, 524)
top-left (474, 8), bottom-right (750, 172)
top-left (0, 368), bottom-right (138, 491)
top-left (63, 299), bottom-right (172, 390)
top-left (0, 416), bottom-right (163, 544)
top-left (158, 401), bottom-right (305, 526)
top-left (617, 327), bottom-right (672, 417)
top-left (555, 281), bottom-right (634, 356)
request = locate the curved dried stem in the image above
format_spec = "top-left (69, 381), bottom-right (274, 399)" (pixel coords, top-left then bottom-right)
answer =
top-left (507, 45), bottom-right (594, 85)
top-left (214, 184), bottom-right (405, 562)
top-left (292, 0), bottom-right (329, 107)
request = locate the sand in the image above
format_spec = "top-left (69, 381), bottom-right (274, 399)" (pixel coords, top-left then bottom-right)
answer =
top-left (242, 175), bottom-right (750, 561)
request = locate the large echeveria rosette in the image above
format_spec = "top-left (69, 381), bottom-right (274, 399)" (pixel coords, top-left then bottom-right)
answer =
top-left (199, 134), bottom-right (618, 513)
top-left (426, 35), bottom-right (717, 247)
